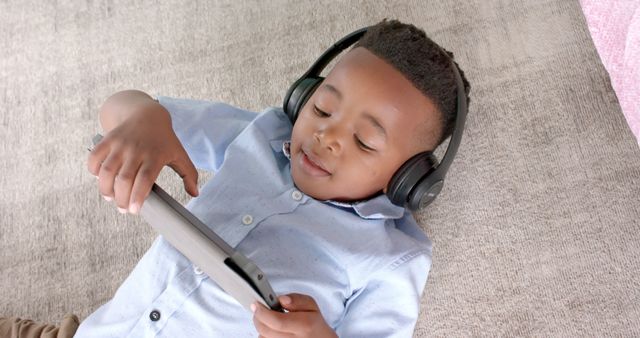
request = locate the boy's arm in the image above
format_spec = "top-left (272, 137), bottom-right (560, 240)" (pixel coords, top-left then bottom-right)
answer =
top-left (335, 251), bottom-right (431, 338)
top-left (99, 90), bottom-right (163, 132)
top-left (89, 90), bottom-right (256, 214)
top-left (252, 294), bottom-right (338, 337)
top-left (251, 251), bottom-right (431, 338)
top-left (99, 91), bottom-right (256, 172)
top-left (155, 95), bottom-right (257, 172)
top-left (90, 90), bottom-right (202, 214)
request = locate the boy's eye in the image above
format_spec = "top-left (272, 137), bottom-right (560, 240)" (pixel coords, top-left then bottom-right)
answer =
top-left (355, 135), bottom-right (376, 152)
top-left (313, 105), bottom-right (331, 117)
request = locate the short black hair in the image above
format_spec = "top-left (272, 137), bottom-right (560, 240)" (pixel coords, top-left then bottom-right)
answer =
top-left (352, 19), bottom-right (471, 148)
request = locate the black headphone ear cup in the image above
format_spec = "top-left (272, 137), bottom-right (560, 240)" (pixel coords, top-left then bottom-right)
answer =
top-left (283, 76), bottom-right (323, 124)
top-left (386, 151), bottom-right (438, 209)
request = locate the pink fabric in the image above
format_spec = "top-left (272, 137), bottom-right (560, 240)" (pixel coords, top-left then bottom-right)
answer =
top-left (579, 0), bottom-right (640, 145)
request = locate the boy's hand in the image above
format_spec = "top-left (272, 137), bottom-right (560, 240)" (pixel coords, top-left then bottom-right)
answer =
top-left (252, 293), bottom-right (337, 338)
top-left (87, 99), bottom-right (199, 215)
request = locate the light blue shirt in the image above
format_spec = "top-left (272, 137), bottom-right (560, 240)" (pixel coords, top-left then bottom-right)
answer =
top-left (75, 96), bottom-right (432, 337)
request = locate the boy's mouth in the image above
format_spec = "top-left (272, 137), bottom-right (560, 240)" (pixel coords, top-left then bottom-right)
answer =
top-left (299, 149), bottom-right (331, 177)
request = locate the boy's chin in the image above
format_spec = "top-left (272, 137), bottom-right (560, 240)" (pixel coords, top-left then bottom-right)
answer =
top-left (290, 168), bottom-right (382, 203)
top-left (290, 167), bottom-right (331, 200)
top-left (290, 167), bottom-right (345, 201)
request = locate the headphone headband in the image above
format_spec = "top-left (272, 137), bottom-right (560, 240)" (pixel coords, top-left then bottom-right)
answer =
top-left (421, 49), bottom-right (468, 184)
top-left (304, 27), bottom-right (369, 78)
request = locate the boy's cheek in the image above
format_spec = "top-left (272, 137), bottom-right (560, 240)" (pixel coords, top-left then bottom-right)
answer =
top-left (289, 130), bottom-right (303, 156)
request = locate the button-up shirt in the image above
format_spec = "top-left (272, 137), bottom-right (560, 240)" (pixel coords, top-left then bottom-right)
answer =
top-left (75, 96), bottom-right (433, 337)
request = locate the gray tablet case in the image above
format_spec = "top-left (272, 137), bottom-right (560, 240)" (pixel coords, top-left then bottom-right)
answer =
top-left (89, 133), bottom-right (283, 312)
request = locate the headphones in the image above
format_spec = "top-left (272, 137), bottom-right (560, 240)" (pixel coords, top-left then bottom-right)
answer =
top-left (283, 27), bottom-right (468, 211)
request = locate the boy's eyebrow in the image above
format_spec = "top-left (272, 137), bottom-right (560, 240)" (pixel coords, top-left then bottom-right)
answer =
top-left (322, 84), bottom-right (387, 139)
top-left (322, 84), bottom-right (343, 100)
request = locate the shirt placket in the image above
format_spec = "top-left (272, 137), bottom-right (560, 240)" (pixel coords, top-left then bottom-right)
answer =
top-left (216, 187), bottom-right (310, 248)
top-left (126, 264), bottom-right (209, 338)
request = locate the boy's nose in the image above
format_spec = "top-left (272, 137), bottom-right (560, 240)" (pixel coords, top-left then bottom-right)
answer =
top-left (314, 128), bottom-right (342, 155)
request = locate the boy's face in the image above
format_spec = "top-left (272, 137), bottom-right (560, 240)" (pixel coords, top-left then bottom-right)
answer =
top-left (290, 47), bottom-right (441, 202)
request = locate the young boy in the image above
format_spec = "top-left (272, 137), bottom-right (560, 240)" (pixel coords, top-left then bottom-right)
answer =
top-left (1, 19), bottom-right (470, 337)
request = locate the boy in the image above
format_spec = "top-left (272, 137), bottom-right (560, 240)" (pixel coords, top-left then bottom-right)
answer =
top-left (1, 19), bottom-right (470, 337)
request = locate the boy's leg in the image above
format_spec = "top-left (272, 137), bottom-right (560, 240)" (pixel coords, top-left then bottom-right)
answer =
top-left (0, 314), bottom-right (79, 338)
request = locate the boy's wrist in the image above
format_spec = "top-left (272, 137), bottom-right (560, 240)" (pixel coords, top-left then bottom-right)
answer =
top-left (99, 91), bottom-right (166, 133)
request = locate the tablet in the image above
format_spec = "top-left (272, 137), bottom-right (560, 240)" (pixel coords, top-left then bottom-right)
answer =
top-left (90, 133), bottom-right (283, 312)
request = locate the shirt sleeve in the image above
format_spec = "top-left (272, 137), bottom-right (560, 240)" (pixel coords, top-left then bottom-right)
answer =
top-left (334, 251), bottom-right (431, 338)
top-left (155, 95), bottom-right (257, 172)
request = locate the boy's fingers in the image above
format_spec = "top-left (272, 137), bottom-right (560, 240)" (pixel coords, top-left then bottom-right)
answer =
top-left (87, 139), bottom-right (109, 177)
top-left (97, 152), bottom-right (123, 199)
top-left (128, 162), bottom-right (162, 214)
top-left (113, 158), bottom-right (142, 211)
top-left (252, 314), bottom-right (294, 338)
top-left (168, 149), bottom-right (199, 197)
top-left (253, 302), bottom-right (318, 334)
top-left (253, 302), bottom-right (295, 334)
top-left (280, 293), bottom-right (320, 312)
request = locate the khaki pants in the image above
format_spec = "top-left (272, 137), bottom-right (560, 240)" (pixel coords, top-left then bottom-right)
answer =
top-left (0, 314), bottom-right (79, 338)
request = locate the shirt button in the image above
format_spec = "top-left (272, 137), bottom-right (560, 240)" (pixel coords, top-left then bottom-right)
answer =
top-left (242, 214), bottom-right (253, 225)
top-left (149, 310), bottom-right (161, 321)
top-left (194, 265), bottom-right (204, 275)
top-left (291, 190), bottom-right (303, 201)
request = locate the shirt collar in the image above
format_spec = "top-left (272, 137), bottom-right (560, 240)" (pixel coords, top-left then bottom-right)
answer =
top-left (280, 140), bottom-right (405, 220)
top-left (282, 140), bottom-right (292, 159)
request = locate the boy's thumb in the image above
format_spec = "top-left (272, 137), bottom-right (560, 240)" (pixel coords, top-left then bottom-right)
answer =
top-left (168, 154), bottom-right (199, 197)
top-left (183, 177), bottom-right (199, 197)
top-left (279, 293), bottom-right (319, 312)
